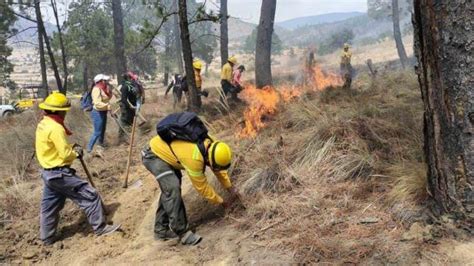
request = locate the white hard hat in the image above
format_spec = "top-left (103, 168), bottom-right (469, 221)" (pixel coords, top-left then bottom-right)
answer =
top-left (93, 74), bottom-right (111, 83)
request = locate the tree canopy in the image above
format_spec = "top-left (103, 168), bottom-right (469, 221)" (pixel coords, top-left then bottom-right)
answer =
top-left (243, 28), bottom-right (283, 55)
top-left (0, 2), bottom-right (17, 90)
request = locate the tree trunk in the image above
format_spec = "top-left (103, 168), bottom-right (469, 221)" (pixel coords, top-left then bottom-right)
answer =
top-left (51, 0), bottom-right (68, 92)
top-left (35, 0), bottom-right (63, 93)
top-left (83, 63), bottom-right (89, 91)
top-left (37, 29), bottom-right (48, 98)
top-left (163, 21), bottom-right (171, 86)
top-left (178, 0), bottom-right (199, 112)
top-left (219, 0), bottom-right (229, 66)
top-left (112, 0), bottom-right (127, 84)
top-left (255, 0), bottom-right (277, 88)
top-left (413, 0), bottom-right (473, 225)
top-left (392, 0), bottom-right (409, 68)
top-left (173, 0), bottom-right (184, 74)
top-left (34, 0), bottom-right (48, 97)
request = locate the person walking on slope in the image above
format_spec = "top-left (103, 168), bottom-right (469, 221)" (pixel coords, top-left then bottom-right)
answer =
top-left (141, 112), bottom-right (241, 245)
top-left (87, 74), bottom-right (112, 153)
top-left (165, 73), bottom-right (184, 110)
top-left (36, 92), bottom-right (120, 245)
top-left (221, 56), bottom-right (238, 102)
top-left (178, 60), bottom-right (208, 108)
top-left (340, 43), bottom-right (353, 90)
top-left (193, 59), bottom-right (204, 108)
top-left (118, 71), bottom-right (144, 142)
top-left (231, 65), bottom-right (245, 100)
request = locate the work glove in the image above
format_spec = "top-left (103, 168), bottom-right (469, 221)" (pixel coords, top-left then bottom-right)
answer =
top-left (135, 99), bottom-right (142, 113)
top-left (73, 144), bottom-right (84, 159)
top-left (222, 187), bottom-right (243, 210)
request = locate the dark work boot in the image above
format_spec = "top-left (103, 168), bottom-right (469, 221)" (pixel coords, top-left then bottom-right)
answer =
top-left (96, 224), bottom-right (121, 236)
top-left (42, 236), bottom-right (58, 246)
top-left (180, 231), bottom-right (202, 246)
top-left (154, 230), bottom-right (179, 241)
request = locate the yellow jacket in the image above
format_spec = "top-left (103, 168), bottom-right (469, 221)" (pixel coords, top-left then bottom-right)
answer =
top-left (35, 116), bottom-right (77, 169)
top-left (149, 135), bottom-right (232, 204)
top-left (221, 63), bottom-right (233, 82)
top-left (341, 50), bottom-right (352, 65)
top-left (91, 86), bottom-right (111, 111)
top-left (194, 69), bottom-right (202, 89)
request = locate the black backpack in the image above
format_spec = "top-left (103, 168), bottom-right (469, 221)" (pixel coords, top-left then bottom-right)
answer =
top-left (156, 112), bottom-right (209, 164)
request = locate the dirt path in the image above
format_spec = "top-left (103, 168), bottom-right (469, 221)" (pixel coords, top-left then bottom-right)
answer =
top-left (22, 153), bottom-right (291, 265)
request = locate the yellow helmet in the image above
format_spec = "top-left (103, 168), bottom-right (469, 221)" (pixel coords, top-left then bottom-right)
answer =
top-left (193, 59), bottom-right (203, 70)
top-left (208, 141), bottom-right (232, 170)
top-left (228, 56), bottom-right (237, 65)
top-left (39, 92), bottom-right (71, 111)
top-left (344, 43), bottom-right (350, 49)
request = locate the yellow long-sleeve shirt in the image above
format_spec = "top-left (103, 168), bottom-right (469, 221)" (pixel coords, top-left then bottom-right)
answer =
top-left (91, 86), bottom-right (111, 111)
top-left (35, 116), bottom-right (77, 169)
top-left (341, 50), bottom-right (352, 65)
top-left (194, 69), bottom-right (202, 88)
top-left (221, 63), bottom-right (233, 82)
top-left (149, 135), bottom-right (232, 204)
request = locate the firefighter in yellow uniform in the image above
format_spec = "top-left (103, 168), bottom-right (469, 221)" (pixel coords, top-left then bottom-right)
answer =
top-left (141, 116), bottom-right (240, 245)
top-left (36, 92), bottom-right (120, 245)
top-left (340, 43), bottom-right (353, 89)
top-left (193, 60), bottom-right (204, 108)
top-left (220, 55), bottom-right (239, 101)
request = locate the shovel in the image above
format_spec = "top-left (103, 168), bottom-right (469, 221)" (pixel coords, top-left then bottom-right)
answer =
top-left (79, 157), bottom-right (108, 214)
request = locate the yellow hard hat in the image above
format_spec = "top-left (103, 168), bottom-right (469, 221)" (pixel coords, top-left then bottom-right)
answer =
top-left (208, 141), bottom-right (232, 170)
top-left (228, 56), bottom-right (237, 65)
top-left (344, 43), bottom-right (350, 49)
top-left (39, 92), bottom-right (71, 111)
top-left (193, 59), bottom-right (203, 70)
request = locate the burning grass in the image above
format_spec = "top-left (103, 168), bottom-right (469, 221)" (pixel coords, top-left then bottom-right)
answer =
top-left (225, 69), bottom-right (426, 263)
top-left (238, 65), bottom-right (342, 138)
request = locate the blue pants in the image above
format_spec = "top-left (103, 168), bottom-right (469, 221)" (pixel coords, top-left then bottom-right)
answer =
top-left (87, 109), bottom-right (108, 152)
top-left (40, 167), bottom-right (106, 242)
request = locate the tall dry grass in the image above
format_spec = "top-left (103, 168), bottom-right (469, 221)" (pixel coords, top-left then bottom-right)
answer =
top-left (221, 69), bottom-right (427, 263)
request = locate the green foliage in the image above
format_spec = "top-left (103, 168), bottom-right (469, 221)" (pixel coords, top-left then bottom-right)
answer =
top-left (52, 1), bottom-right (157, 90)
top-left (192, 21), bottom-right (217, 67)
top-left (0, 2), bottom-right (17, 90)
top-left (318, 28), bottom-right (354, 55)
top-left (367, 0), bottom-right (413, 20)
top-left (126, 29), bottom-right (158, 76)
top-left (242, 28), bottom-right (284, 55)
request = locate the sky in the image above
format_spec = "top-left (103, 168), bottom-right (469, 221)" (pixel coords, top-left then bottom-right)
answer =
top-left (40, 0), bottom-right (368, 25)
top-left (207, 0), bottom-right (368, 24)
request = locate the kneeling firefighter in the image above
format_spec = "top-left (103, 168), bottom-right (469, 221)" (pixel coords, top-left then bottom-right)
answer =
top-left (141, 112), bottom-right (241, 245)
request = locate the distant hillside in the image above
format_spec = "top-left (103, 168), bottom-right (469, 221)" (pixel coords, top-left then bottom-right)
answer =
top-left (277, 14), bottom-right (413, 48)
top-left (227, 17), bottom-right (256, 40)
top-left (277, 12), bottom-right (365, 30)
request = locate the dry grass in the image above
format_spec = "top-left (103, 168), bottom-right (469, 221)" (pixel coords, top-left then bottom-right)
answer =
top-left (216, 69), bottom-right (426, 263)
top-left (0, 65), bottom-right (431, 263)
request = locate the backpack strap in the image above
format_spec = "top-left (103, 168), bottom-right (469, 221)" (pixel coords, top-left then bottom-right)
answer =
top-left (166, 142), bottom-right (181, 166)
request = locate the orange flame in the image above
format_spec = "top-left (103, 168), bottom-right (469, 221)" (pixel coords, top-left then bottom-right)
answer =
top-left (238, 65), bottom-right (342, 138)
top-left (309, 65), bottom-right (343, 90)
top-left (239, 85), bottom-right (280, 138)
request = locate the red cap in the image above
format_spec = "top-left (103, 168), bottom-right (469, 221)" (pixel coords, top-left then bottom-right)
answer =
top-left (127, 71), bottom-right (138, 81)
